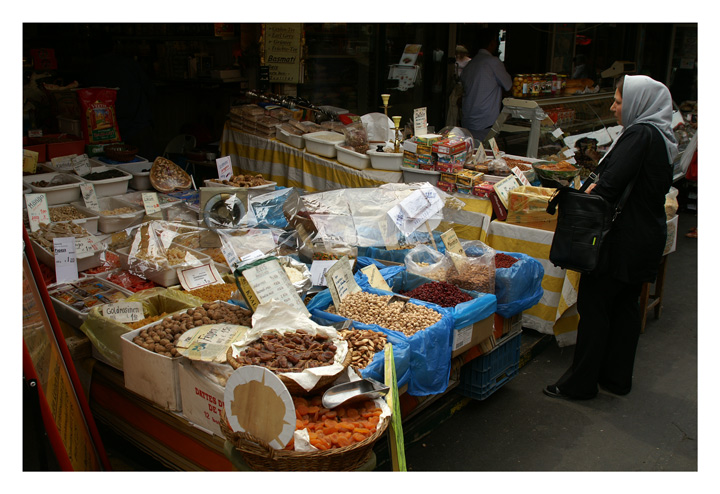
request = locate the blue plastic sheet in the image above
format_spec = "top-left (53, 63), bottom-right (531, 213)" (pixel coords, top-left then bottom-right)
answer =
top-left (463, 242), bottom-right (544, 318)
top-left (307, 285), bottom-right (454, 396)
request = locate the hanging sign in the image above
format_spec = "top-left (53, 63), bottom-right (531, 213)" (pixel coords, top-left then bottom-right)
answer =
top-left (264, 23), bottom-right (303, 84)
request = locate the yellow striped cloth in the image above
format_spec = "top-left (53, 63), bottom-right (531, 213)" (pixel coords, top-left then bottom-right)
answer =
top-left (484, 219), bottom-right (579, 346)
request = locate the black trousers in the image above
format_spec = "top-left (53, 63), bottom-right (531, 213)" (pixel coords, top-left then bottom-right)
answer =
top-left (556, 273), bottom-right (644, 399)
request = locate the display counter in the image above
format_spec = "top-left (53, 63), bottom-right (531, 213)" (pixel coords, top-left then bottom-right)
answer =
top-left (219, 121), bottom-right (495, 243)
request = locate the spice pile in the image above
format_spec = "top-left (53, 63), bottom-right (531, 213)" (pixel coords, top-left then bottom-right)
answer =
top-left (495, 253), bottom-right (519, 269)
top-left (233, 330), bottom-right (338, 372)
top-left (186, 282), bottom-right (237, 302)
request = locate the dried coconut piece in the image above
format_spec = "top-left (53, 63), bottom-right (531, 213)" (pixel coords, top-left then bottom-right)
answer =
top-left (150, 156), bottom-right (192, 193)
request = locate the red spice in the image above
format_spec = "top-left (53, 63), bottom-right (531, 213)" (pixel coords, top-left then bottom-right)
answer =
top-left (495, 253), bottom-right (518, 269)
top-left (107, 270), bottom-right (157, 292)
top-left (402, 281), bottom-right (472, 307)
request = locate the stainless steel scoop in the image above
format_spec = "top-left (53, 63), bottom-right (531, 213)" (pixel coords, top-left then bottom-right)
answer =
top-left (321, 378), bottom-right (389, 409)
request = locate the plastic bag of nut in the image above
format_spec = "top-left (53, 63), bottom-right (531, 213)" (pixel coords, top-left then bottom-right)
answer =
top-left (404, 244), bottom-right (453, 282)
top-left (445, 251), bottom-right (496, 294)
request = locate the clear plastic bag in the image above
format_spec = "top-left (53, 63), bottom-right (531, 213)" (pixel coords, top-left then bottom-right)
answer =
top-left (445, 245), bottom-right (496, 294)
top-left (342, 121), bottom-right (369, 154)
top-left (404, 244), bottom-right (452, 282)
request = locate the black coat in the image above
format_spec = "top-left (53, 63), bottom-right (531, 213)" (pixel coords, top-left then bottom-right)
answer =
top-left (592, 123), bottom-right (673, 283)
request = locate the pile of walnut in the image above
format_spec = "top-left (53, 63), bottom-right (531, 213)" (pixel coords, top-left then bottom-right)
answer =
top-left (132, 302), bottom-right (252, 357)
top-left (339, 329), bottom-right (387, 371)
top-left (209, 173), bottom-right (272, 188)
top-left (235, 330), bottom-right (338, 372)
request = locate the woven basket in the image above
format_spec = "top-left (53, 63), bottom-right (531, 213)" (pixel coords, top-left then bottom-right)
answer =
top-left (220, 408), bottom-right (389, 471)
top-left (104, 143), bottom-right (139, 162)
top-left (226, 344), bottom-right (352, 396)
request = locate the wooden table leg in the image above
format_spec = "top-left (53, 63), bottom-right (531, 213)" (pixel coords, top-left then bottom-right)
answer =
top-left (639, 282), bottom-right (651, 333)
top-left (653, 256), bottom-right (669, 320)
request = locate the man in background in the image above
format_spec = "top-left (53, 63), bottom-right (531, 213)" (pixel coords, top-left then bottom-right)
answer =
top-left (460, 29), bottom-right (512, 141)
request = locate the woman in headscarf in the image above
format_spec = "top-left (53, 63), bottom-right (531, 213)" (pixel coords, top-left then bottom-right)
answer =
top-left (544, 75), bottom-right (678, 400)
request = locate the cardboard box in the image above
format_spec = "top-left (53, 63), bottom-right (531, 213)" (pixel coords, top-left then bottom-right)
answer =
top-left (489, 190), bottom-right (508, 221)
top-left (493, 312), bottom-right (523, 340)
top-left (452, 315), bottom-right (494, 358)
top-left (505, 186), bottom-right (557, 224)
top-left (436, 180), bottom-right (456, 193)
top-left (179, 360), bottom-right (229, 437)
top-left (432, 138), bottom-right (467, 155)
top-left (121, 328), bottom-right (183, 411)
top-left (456, 169), bottom-right (484, 187)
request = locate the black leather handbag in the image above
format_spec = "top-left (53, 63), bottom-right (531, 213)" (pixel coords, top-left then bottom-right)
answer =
top-left (546, 173), bottom-right (638, 274)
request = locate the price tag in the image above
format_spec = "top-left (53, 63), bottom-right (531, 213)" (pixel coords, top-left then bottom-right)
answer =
top-left (551, 128), bottom-right (564, 139)
top-left (360, 264), bottom-right (392, 292)
top-left (23, 149), bottom-right (39, 174)
top-left (310, 260), bottom-right (337, 287)
top-left (72, 154), bottom-right (92, 176)
top-left (25, 193), bottom-right (50, 232)
top-left (28, 129), bottom-right (43, 138)
top-left (219, 241), bottom-right (241, 270)
top-left (80, 183), bottom-right (99, 211)
top-left (240, 258), bottom-right (309, 316)
top-left (51, 154), bottom-right (77, 171)
top-left (74, 235), bottom-right (103, 259)
top-left (241, 249), bottom-right (266, 263)
top-left (511, 166), bottom-right (532, 186)
top-left (488, 137), bottom-right (501, 159)
top-left (177, 263), bottom-right (224, 291)
top-left (216, 156), bottom-right (234, 181)
top-left (102, 301), bottom-right (144, 323)
top-left (141, 192), bottom-right (162, 215)
top-left (493, 175), bottom-right (521, 210)
top-left (325, 256), bottom-right (361, 309)
top-left (413, 107), bottom-right (427, 136)
top-left (440, 229), bottom-right (465, 256)
top-left (53, 236), bottom-right (78, 283)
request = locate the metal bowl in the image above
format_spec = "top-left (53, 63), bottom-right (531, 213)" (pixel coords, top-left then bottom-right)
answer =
top-left (532, 160), bottom-right (581, 182)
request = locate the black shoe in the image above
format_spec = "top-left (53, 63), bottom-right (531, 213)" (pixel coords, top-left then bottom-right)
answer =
top-left (543, 385), bottom-right (575, 400)
top-left (598, 382), bottom-right (631, 396)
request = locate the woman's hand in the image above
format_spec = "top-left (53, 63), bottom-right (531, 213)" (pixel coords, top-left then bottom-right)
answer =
top-left (585, 183), bottom-right (597, 194)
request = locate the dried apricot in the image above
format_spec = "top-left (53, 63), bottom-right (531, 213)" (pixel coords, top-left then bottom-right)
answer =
top-left (352, 432), bottom-right (367, 442)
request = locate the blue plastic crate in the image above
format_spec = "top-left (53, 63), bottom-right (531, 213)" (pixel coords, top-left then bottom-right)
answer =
top-left (456, 330), bottom-right (522, 400)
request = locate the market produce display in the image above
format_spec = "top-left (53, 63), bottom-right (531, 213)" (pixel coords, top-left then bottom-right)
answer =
top-left (149, 156), bottom-right (192, 193)
top-left (106, 270), bottom-right (158, 292)
top-left (206, 173), bottom-right (273, 188)
top-left (49, 205), bottom-right (92, 222)
top-left (338, 328), bottom-right (387, 371)
top-left (231, 330), bottom-right (338, 371)
top-left (401, 281), bottom-right (472, 308)
top-left (131, 303), bottom-right (252, 357)
top-left (185, 282), bottom-right (237, 302)
top-left (286, 395), bottom-right (383, 451)
top-left (327, 291), bottom-right (442, 337)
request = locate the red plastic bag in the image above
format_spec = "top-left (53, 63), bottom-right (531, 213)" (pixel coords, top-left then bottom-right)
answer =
top-left (77, 87), bottom-right (122, 144)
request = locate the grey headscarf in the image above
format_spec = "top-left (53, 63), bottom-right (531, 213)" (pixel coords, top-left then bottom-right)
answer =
top-left (615, 74), bottom-right (679, 164)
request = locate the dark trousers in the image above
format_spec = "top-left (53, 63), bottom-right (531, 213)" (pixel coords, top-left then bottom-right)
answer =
top-left (556, 273), bottom-right (644, 398)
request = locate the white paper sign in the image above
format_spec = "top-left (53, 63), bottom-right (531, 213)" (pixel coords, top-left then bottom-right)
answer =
top-left (310, 260), bottom-right (338, 287)
top-left (74, 235), bottom-right (103, 259)
top-left (216, 156), bottom-right (234, 181)
top-left (493, 175), bottom-right (521, 209)
top-left (388, 186), bottom-right (444, 236)
top-left (562, 148), bottom-right (575, 158)
top-left (72, 154), bottom-right (92, 176)
top-left (511, 166), bottom-right (532, 186)
top-left (25, 193), bottom-right (50, 232)
top-left (488, 138), bottom-right (501, 159)
top-left (241, 259), bottom-right (309, 316)
top-left (103, 301), bottom-right (144, 323)
top-left (240, 249), bottom-right (265, 263)
top-left (79, 183), bottom-right (99, 211)
top-left (551, 128), bottom-right (564, 139)
top-left (413, 107), bottom-right (428, 136)
top-left (53, 237), bottom-right (78, 283)
top-left (177, 263), bottom-right (225, 291)
top-left (51, 154), bottom-right (77, 171)
top-left (220, 242), bottom-right (241, 270)
top-left (325, 256), bottom-right (361, 309)
top-left (141, 192), bottom-right (162, 215)
top-left (360, 264), bottom-right (392, 292)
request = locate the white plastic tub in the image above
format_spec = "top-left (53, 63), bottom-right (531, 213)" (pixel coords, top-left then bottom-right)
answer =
top-left (335, 143), bottom-right (370, 170)
top-left (367, 149), bottom-right (403, 171)
top-left (113, 191), bottom-right (182, 210)
top-left (24, 172), bottom-right (83, 205)
top-left (79, 166), bottom-right (132, 197)
top-left (275, 126), bottom-right (305, 149)
top-left (49, 204), bottom-right (100, 235)
top-left (115, 159), bottom-right (152, 190)
top-left (30, 237), bottom-right (107, 273)
top-left (48, 276), bottom-right (133, 328)
top-left (115, 245), bottom-right (212, 287)
top-left (303, 131), bottom-right (345, 158)
top-left (401, 165), bottom-right (440, 186)
top-left (72, 197), bottom-right (145, 234)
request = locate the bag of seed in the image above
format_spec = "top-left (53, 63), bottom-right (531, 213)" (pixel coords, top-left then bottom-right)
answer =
top-left (77, 87), bottom-right (122, 144)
